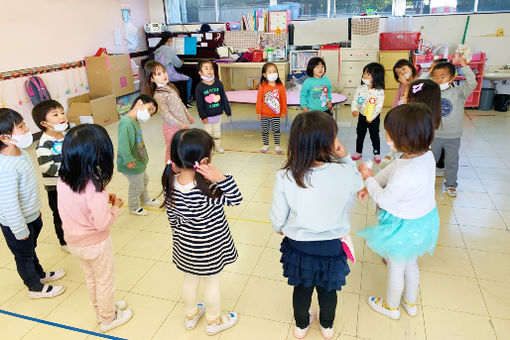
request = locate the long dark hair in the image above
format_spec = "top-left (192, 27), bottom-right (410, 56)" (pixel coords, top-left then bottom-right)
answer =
top-left (260, 62), bottom-right (282, 85)
top-left (153, 32), bottom-right (173, 51)
top-left (407, 79), bottom-right (442, 130)
top-left (306, 57), bottom-right (326, 77)
top-left (362, 62), bottom-right (385, 90)
top-left (143, 60), bottom-right (180, 97)
top-left (392, 59), bottom-right (418, 82)
top-left (161, 129), bottom-right (222, 207)
top-left (59, 124), bottom-right (114, 193)
top-left (283, 111), bottom-right (338, 188)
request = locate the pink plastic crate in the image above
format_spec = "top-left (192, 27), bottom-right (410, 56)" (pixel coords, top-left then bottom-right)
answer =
top-left (380, 33), bottom-right (421, 50)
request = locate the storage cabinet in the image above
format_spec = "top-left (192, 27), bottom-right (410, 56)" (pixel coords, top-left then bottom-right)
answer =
top-left (412, 52), bottom-right (486, 108)
top-left (378, 50), bottom-right (410, 107)
top-left (319, 47), bottom-right (341, 92)
top-left (289, 50), bottom-right (319, 72)
top-left (339, 48), bottom-right (378, 103)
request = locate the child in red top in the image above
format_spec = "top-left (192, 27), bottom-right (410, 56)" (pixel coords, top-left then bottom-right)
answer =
top-left (256, 62), bottom-right (287, 154)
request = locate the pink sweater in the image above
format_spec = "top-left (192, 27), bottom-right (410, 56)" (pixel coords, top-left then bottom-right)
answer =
top-left (57, 180), bottom-right (119, 247)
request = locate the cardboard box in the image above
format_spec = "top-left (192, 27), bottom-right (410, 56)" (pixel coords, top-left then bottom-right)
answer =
top-left (67, 94), bottom-right (118, 127)
top-left (85, 54), bottom-right (135, 97)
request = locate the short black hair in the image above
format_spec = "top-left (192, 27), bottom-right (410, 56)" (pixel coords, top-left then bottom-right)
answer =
top-left (363, 62), bottom-right (385, 90)
top-left (393, 59), bottom-right (418, 82)
top-left (197, 60), bottom-right (216, 74)
top-left (59, 124), bottom-right (114, 193)
top-left (432, 61), bottom-right (456, 78)
top-left (0, 108), bottom-right (24, 150)
top-left (31, 100), bottom-right (64, 131)
top-left (306, 57), bottom-right (326, 77)
top-left (132, 94), bottom-right (158, 114)
top-left (384, 103), bottom-right (434, 154)
top-left (260, 62), bottom-right (282, 85)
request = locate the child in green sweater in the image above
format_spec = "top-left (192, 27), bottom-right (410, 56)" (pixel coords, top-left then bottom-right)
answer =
top-left (117, 95), bottom-right (161, 216)
top-left (300, 57), bottom-right (333, 114)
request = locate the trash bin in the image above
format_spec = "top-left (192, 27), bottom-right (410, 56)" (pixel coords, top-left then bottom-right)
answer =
top-left (478, 88), bottom-right (496, 111)
top-left (494, 94), bottom-right (510, 112)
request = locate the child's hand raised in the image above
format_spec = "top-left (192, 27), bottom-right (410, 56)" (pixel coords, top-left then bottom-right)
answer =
top-left (196, 161), bottom-right (226, 183)
top-left (357, 188), bottom-right (369, 200)
top-left (358, 162), bottom-right (373, 180)
top-left (453, 53), bottom-right (468, 67)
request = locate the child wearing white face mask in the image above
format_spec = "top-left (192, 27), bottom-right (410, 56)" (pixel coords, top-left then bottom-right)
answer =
top-left (0, 108), bottom-right (66, 299)
top-left (195, 60), bottom-right (231, 154)
top-left (256, 62), bottom-right (287, 153)
top-left (351, 63), bottom-right (385, 163)
top-left (392, 59), bottom-right (418, 108)
top-left (32, 100), bottom-right (70, 252)
top-left (117, 95), bottom-right (161, 216)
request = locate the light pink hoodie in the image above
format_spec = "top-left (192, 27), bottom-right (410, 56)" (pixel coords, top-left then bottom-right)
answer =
top-left (57, 180), bottom-right (119, 247)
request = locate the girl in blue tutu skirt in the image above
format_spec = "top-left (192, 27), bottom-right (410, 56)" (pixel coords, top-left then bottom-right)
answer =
top-left (357, 103), bottom-right (440, 320)
top-left (270, 111), bottom-right (364, 339)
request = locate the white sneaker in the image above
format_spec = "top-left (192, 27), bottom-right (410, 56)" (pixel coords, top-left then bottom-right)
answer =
top-left (315, 310), bottom-right (335, 339)
top-left (60, 245), bottom-right (70, 253)
top-left (367, 296), bottom-right (400, 320)
top-left (400, 298), bottom-right (418, 316)
top-left (40, 269), bottom-right (66, 283)
top-left (28, 284), bottom-right (65, 299)
top-left (275, 145), bottom-right (283, 154)
top-left (142, 198), bottom-right (161, 206)
top-left (206, 312), bottom-right (238, 335)
top-left (97, 301), bottom-right (129, 323)
top-left (129, 207), bottom-right (148, 216)
top-left (185, 302), bottom-right (205, 330)
top-left (100, 308), bottom-right (133, 333)
top-left (294, 310), bottom-right (314, 339)
top-left (216, 146), bottom-right (225, 154)
top-left (260, 145), bottom-right (270, 153)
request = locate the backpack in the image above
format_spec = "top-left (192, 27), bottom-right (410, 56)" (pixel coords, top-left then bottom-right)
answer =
top-left (25, 76), bottom-right (51, 105)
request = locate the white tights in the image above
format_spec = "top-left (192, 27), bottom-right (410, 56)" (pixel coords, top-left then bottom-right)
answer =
top-left (182, 272), bottom-right (221, 322)
top-left (386, 257), bottom-right (419, 308)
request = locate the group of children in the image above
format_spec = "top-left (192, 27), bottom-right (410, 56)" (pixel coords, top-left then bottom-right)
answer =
top-left (0, 51), bottom-right (475, 337)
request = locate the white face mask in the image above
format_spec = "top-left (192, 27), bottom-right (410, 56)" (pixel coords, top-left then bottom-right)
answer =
top-left (362, 78), bottom-right (371, 85)
top-left (200, 75), bottom-right (215, 82)
top-left (266, 73), bottom-right (278, 82)
top-left (387, 141), bottom-right (396, 151)
top-left (156, 82), bottom-right (167, 88)
top-left (45, 122), bottom-right (68, 132)
top-left (8, 132), bottom-right (33, 149)
top-left (439, 82), bottom-right (450, 91)
top-left (405, 71), bottom-right (412, 80)
top-left (137, 107), bottom-right (150, 122)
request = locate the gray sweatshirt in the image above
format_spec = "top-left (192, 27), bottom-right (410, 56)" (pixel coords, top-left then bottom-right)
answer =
top-left (435, 66), bottom-right (476, 139)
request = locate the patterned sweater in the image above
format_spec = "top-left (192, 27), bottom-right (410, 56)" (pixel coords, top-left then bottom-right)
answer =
top-left (35, 132), bottom-right (64, 189)
top-left (256, 82), bottom-right (287, 118)
top-left (154, 85), bottom-right (192, 128)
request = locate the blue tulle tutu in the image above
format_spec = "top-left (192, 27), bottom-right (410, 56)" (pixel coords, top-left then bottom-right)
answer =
top-left (357, 208), bottom-right (440, 263)
top-left (280, 237), bottom-right (350, 291)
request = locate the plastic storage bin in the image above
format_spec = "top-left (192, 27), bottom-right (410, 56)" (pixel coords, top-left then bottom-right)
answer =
top-left (380, 33), bottom-right (421, 50)
top-left (478, 88), bottom-right (496, 111)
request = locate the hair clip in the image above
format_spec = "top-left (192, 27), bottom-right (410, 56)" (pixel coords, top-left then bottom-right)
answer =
top-left (193, 161), bottom-right (199, 169)
top-left (412, 83), bottom-right (424, 94)
top-left (167, 160), bottom-right (172, 165)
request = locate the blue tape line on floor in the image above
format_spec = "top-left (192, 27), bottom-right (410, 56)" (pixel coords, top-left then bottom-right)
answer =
top-left (0, 308), bottom-right (127, 340)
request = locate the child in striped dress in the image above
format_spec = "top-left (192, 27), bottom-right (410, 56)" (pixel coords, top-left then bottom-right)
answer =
top-left (161, 128), bottom-right (242, 335)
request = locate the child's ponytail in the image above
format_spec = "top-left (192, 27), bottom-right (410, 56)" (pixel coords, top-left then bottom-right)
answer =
top-left (161, 161), bottom-right (177, 208)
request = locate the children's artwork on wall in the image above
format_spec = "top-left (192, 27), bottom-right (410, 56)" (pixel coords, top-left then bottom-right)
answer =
top-left (268, 10), bottom-right (290, 33)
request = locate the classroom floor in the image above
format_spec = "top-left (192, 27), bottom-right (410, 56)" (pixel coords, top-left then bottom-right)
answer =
top-left (2, 103), bottom-right (510, 340)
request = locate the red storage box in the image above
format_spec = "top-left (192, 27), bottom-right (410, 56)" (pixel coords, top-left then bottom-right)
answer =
top-left (380, 33), bottom-right (421, 50)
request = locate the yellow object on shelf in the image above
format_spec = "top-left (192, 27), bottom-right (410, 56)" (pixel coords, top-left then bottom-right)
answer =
top-left (497, 28), bottom-right (504, 37)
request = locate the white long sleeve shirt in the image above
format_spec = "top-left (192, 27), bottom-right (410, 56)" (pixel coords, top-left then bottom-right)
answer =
top-left (351, 85), bottom-right (385, 120)
top-left (270, 156), bottom-right (364, 241)
top-left (365, 151), bottom-right (436, 219)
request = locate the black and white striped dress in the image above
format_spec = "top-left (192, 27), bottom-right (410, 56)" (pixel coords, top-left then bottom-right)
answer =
top-left (165, 175), bottom-right (242, 276)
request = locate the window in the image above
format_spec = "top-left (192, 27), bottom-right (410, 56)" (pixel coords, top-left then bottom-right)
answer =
top-left (405, 0), bottom-right (474, 15)
top-left (293, 0), bottom-right (329, 18)
top-left (166, 0), bottom-right (216, 24)
top-left (218, 0), bottom-right (269, 22)
top-left (477, 0), bottom-right (510, 12)
top-left (332, 0), bottom-right (393, 16)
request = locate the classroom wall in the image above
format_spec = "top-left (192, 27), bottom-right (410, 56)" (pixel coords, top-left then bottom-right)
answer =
top-left (0, 0), bottom-right (150, 132)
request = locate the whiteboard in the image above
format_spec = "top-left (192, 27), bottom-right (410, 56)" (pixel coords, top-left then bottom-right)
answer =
top-left (292, 18), bottom-right (349, 46)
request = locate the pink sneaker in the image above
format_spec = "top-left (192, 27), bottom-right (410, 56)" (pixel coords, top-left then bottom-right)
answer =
top-left (351, 153), bottom-right (362, 161)
top-left (374, 155), bottom-right (382, 164)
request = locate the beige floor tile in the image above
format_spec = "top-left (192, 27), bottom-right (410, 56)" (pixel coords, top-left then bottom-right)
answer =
top-left (235, 184), bottom-right (260, 202)
top-left (94, 292), bottom-right (176, 340)
top-left (422, 306), bottom-right (497, 340)
top-left (0, 268), bottom-right (26, 305)
top-left (218, 272), bottom-right (250, 311)
top-left (437, 205), bottom-right (458, 225)
top-left (469, 249), bottom-right (510, 283)
top-left (344, 262), bottom-right (362, 294)
top-left (449, 191), bottom-right (495, 209)
top-left (22, 322), bottom-right (89, 340)
top-left (437, 223), bottom-right (465, 248)
top-left (238, 201), bottom-right (271, 222)
top-left (359, 263), bottom-right (387, 298)
top-left (220, 314), bottom-right (290, 340)
top-left (236, 277), bottom-right (293, 323)
top-left (357, 294), bottom-right (426, 340)
top-left (0, 308), bottom-right (35, 339)
top-left (252, 247), bottom-right (285, 282)
top-left (113, 255), bottom-right (155, 292)
top-left (361, 242), bottom-right (383, 265)
top-left (230, 220), bottom-right (272, 247)
top-left (420, 246), bottom-right (475, 277)
top-left (350, 235), bottom-right (365, 263)
top-left (349, 213), bottom-right (367, 233)
top-left (110, 226), bottom-right (142, 253)
top-left (266, 232), bottom-right (285, 249)
top-left (461, 226), bottom-right (510, 254)
top-left (0, 242), bottom-right (14, 267)
top-left (420, 271), bottom-right (487, 315)
top-left (131, 261), bottom-right (182, 301)
top-left (224, 244), bottom-right (263, 276)
top-left (481, 179), bottom-right (510, 195)
top-left (453, 207), bottom-right (506, 229)
top-left (251, 186), bottom-right (276, 203)
top-left (117, 230), bottom-right (171, 260)
top-left (489, 193), bottom-right (510, 211)
top-left (478, 279), bottom-right (510, 319)
top-left (491, 317), bottom-right (510, 340)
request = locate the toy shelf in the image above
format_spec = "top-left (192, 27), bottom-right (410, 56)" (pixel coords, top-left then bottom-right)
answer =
top-left (412, 52), bottom-right (486, 108)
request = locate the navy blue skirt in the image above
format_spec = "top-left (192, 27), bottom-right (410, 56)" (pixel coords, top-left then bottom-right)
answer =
top-left (280, 237), bottom-right (350, 292)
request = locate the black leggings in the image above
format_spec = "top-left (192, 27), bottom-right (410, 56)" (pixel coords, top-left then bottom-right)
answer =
top-left (437, 148), bottom-right (445, 169)
top-left (356, 115), bottom-right (380, 155)
top-left (293, 285), bottom-right (337, 329)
